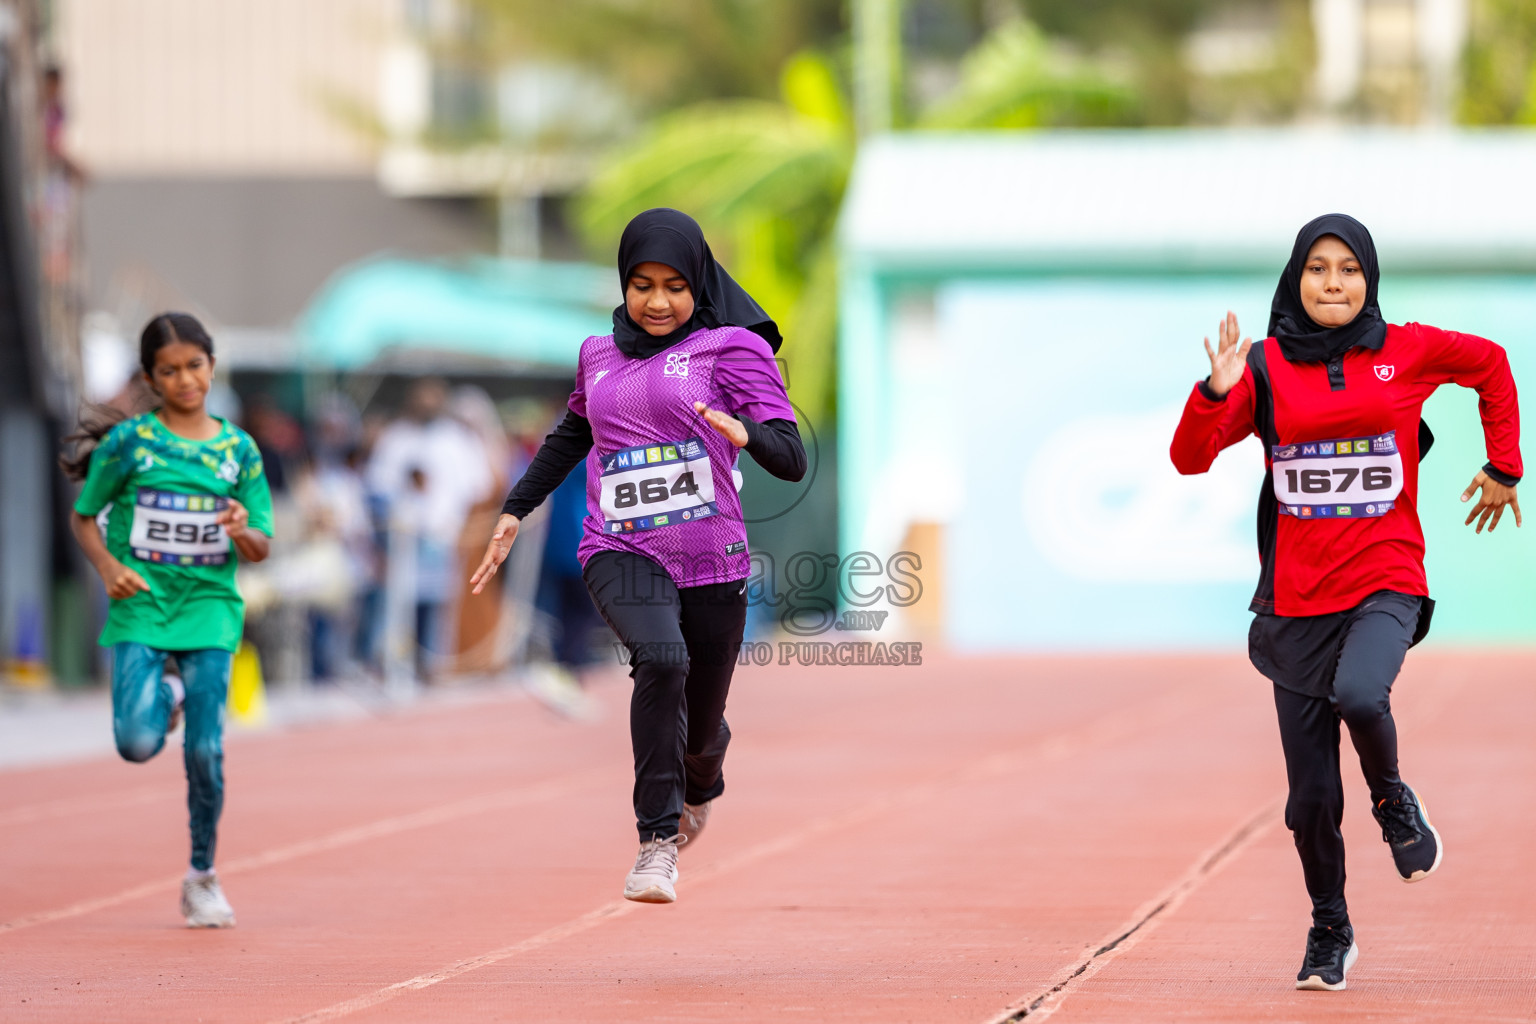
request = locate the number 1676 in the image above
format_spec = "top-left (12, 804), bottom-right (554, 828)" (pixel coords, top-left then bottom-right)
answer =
top-left (1283, 467), bottom-right (1392, 494)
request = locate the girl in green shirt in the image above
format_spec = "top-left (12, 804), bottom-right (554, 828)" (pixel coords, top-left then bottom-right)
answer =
top-left (62, 313), bottom-right (273, 928)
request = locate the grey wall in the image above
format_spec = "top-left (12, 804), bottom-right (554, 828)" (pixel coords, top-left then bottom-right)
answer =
top-left (82, 177), bottom-right (493, 327)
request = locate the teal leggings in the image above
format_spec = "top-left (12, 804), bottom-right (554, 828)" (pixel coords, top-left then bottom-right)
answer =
top-left (111, 643), bottom-right (231, 871)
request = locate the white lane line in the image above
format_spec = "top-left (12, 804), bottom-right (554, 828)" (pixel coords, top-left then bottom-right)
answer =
top-left (0, 786), bottom-right (172, 828)
top-left (268, 683), bottom-right (1221, 1024)
top-left (0, 772), bottom-right (603, 935)
top-left (983, 795), bottom-right (1287, 1024)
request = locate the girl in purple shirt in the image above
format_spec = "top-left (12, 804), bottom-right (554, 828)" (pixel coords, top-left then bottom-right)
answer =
top-left (471, 209), bottom-right (806, 903)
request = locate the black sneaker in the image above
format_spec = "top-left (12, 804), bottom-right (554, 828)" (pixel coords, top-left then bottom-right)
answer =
top-left (1295, 924), bottom-right (1358, 991)
top-left (1372, 783), bottom-right (1443, 882)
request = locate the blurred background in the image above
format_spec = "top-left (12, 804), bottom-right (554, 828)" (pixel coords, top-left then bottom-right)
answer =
top-left (2, 0), bottom-right (1534, 697)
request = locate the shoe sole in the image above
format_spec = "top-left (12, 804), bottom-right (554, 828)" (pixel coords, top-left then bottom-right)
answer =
top-left (1296, 942), bottom-right (1358, 991)
top-left (623, 886), bottom-right (676, 904)
top-left (184, 916), bottom-right (236, 928)
top-left (180, 894), bottom-right (235, 928)
top-left (1400, 786), bottom-right (1444, 883)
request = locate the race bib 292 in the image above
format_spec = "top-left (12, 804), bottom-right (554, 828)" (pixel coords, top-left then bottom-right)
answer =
top-left (129, 490), bottom-right (230, 565)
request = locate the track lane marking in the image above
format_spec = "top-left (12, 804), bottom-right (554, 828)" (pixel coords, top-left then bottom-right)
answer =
top-left (0, 772), bottom-right (604, 935)
top-left (268, 680), bottom-right (1228, 1024)
top-left (982, 653), bottom-right (1476, 1022)
top-left (984, 796), bottom-right (1287, 1023)
top-left (0, 785), bottom-right (172, 828)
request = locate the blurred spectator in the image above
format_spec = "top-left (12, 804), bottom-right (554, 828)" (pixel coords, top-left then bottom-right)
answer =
top-left (40, 64), bottom-right (84, 297)
top-left (526, 457), bottom-right (607, 715)
top-left (450, 386), bottom-right (515, 674)
top-left (244, 394), bottom-right (306, 494)
top-left (294, 405), bottom-right (375, 684)
top-left (368, 378), bottom-right (493, 681)
top-left (42, 66), bottom-right (86, 183)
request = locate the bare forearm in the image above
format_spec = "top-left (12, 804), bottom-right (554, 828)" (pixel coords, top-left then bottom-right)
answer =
top-left (231, 530), bottom-right (270, 563)
top-left (70, 513), bottom-right (117, 576)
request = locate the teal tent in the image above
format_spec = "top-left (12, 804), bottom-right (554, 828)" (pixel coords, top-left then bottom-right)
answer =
top-left (295, 256), bottom-right (613, 373)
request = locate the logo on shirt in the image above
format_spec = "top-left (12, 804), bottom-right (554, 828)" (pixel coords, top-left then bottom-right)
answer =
top-left (664, 352), bottom-right (690, 378)
top-left (591, 369), bottom-right (610, 389)
top-left (218, 456), bottom-right (240, 483)
top-left (1374, 364), bottom-right (1395, 382)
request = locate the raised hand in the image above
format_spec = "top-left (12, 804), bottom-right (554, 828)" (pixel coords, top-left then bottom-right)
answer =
top-left (1460, 471), bottom-right (1522, 533)
top-left (470, 513), bottom-right (521, 595)
top-left (694, 401), bottom-right (748, 448)
top-left (1203, 311), bottom-right (1252, 398)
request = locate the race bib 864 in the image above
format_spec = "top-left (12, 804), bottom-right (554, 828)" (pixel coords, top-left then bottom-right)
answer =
top-left (598, 437), bottom-right (718, 534)
top-left (1272, 431), bottom-right (1403, 520)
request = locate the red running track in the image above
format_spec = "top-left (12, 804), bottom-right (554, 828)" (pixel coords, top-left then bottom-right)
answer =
top-left (2, 652), bottom-right (1532, 1023)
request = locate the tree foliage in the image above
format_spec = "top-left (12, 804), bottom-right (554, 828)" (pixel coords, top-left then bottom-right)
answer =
top-left (1460, 0), bottom-right (1536, 124)
top-left (918, 19), bottom-right (1138, 128)
top-left (578, 20), bottom-right (1132, 419)
top-left (457, 0), bottom-right (845, 112)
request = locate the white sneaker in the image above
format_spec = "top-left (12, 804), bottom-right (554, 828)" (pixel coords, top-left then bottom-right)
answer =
top-left (181, 871), bottom-right (236, 928)
top-left (623, 835), bottom-right (685, 903)
top-left (678, 801), bottom-right (712, 851)
top-left (523, 664), bottom-right (595, 720)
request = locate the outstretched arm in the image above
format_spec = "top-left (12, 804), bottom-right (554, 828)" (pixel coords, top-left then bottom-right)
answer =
top-left (471, 411), bottom-right (594, 595)
top-left (500, 410), bottom-right (594, 520)
top-left (1416, 326), bottom-right (1522, 533)
top-left (1170, 312), bottom-right (1258, 475)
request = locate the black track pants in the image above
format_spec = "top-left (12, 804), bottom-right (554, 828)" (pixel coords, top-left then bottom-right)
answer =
top-left (583, 550), bottom-right (747, 841)
top-left (1255, 591), bottom-right (1425, 928)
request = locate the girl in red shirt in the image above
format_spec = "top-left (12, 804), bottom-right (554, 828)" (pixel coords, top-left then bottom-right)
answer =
top-left (1171, 214), bottom-right (1521, 992)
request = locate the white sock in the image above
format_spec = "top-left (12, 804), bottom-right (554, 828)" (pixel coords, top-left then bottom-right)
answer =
top-left (186, 866), bottom-right (216, 881)
top-left (164, 673), bottom-right (185, 707)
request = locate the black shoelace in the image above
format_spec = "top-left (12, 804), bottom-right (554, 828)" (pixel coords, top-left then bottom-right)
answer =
top-left (1305, 928), bottom-right (1350, 970)
top-left (1376, 798), bottom-right (1422, 846)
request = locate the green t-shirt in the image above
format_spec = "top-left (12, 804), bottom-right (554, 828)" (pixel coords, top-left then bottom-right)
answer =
top-left (73, 412), bottom-right (274, 653)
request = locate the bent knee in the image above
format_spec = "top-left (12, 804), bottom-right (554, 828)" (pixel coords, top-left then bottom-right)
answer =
top-left (1335, 689), bottom-right (1391, 729)
top-left (630, 642), bottom-right (690, 677)
top-left (115, 732), bottom-right (163, 763)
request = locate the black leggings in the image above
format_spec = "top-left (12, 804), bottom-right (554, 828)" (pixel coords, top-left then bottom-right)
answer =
top-left (1253, 591), bottom-right (1426, 928)
top-left (583, 550), bottom-right (748, 841)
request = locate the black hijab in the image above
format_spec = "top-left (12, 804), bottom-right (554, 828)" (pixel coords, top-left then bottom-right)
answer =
top-left (611, 208), bottom-right (782, 359)
top-left (1267, 213), bottom-right (1388, 364)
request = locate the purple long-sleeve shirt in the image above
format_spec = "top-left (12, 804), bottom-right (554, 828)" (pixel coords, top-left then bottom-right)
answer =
top-left (568, 326), bottom-right (796, 587)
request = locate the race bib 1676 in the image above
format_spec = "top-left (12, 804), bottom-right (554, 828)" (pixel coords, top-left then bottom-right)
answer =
top-left (129, 490), bottom-right (230, 565)
top-left (598, 437), bottom-right (717, 534)
top-left (1272, 431), bottom-right (1403, 520)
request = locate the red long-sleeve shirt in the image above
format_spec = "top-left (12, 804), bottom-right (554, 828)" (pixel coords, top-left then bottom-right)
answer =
top-left (1170, 323), bottom-right (1522, 617)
